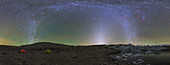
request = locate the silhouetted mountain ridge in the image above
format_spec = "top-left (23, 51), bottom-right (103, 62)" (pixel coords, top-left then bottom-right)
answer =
top-left (20, 42), bottom-right (74, 50)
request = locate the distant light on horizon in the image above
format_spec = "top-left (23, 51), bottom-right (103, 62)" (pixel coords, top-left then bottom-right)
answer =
top-left (96, 43), bottom-right (107, 45)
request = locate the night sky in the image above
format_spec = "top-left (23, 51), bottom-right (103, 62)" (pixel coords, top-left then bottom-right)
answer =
top-left (0, 0), bottom-right (170, 46)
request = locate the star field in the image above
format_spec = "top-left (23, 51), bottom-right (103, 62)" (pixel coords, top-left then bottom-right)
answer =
top-left (0, 0), bottom-right (170, 46)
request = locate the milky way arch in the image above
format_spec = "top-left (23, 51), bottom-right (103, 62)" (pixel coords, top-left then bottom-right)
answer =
top-left (30, 1), bottom-right (156, 44)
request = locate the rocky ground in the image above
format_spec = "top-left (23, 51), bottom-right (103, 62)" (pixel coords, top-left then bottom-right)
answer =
top-left (0, 42), bottom-right (169, 65)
